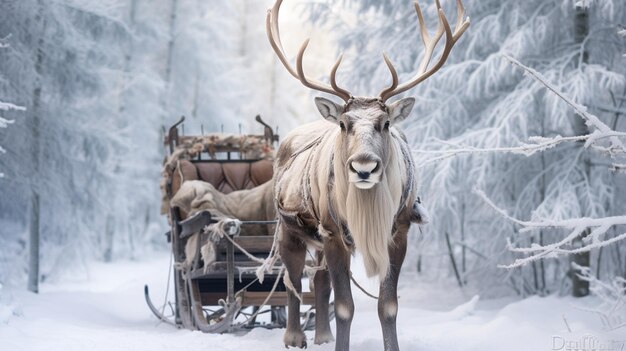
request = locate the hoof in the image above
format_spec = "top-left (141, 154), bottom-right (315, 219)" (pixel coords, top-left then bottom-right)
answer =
top-left (314, 331), bottom-right (334, 345)
top-left (284, 330), bottom-right (307, 349)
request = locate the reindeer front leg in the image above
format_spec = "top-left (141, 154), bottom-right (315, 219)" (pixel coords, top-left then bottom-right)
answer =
top-left (313, 251), bottom-right (334, 344)
top-left (323, 235), bottom-right (354, 351)
top-left (280, 229), bottom-right (308, 348)
top-left (378, 225), bottom-right (408, 351)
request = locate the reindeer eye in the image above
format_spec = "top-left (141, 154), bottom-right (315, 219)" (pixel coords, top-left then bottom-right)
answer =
top-left (339, 121), bottom-right (346, 131)
top-left (384, 121), bottom-right (390, 130)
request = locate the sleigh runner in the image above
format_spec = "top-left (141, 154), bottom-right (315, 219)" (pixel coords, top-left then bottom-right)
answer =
top-left (145, 116), bottom-right (322, 333)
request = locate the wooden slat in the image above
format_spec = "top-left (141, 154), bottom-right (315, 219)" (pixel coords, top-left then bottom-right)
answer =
top-left (190, 261), bottom-right (282, 279)
top-left (200, 291), bottom-right (315, 307)
top-left (216, 236), bottom-right (275, 254)
top-left (179, 211), bottom-right (213, 239)
top-left (241, 291), bottom-right (315, 306)
top-left (190, 259), bottom-right (316, 279)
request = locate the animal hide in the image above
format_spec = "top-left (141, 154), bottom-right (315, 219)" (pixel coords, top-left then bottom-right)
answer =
top-left (178, 232), bottom-right (217, 274)
top-left (171, 180), bottom-right (276, 236)
top-left (159, 133), bottom-right (274, 216)
top-left (274, 120), bottom-right (418, 277)
top-left (173, 179), bottom-right (275, 275)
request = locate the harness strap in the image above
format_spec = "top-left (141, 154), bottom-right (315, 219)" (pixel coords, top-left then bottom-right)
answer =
top-left (350, 272), bottom-right (379, 300)
top-left (392, 131), bottom-right (415, 215)
top-left (288, 135), bottom-right (323, 162)
top-left (301, 138), bottom-right (323, 224)
top-left (324, 151), bottom-right (345, 230)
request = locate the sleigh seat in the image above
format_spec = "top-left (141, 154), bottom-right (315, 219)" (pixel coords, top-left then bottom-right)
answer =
top-left (147, 116), bottom-right (317, 334)
top-left (170, 158), bottom-right (273, 220)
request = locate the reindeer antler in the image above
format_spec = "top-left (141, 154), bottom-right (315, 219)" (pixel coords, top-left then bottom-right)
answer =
top-left (266, 0), bottom-right (352, 102)
top-left (379, 0), bottom-right (470, 102)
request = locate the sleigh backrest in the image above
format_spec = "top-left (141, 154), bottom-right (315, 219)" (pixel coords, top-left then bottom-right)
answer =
top-left (170, 159), bottom-right (273, 197)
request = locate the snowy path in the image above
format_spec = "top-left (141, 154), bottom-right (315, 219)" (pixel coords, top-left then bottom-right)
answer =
top-left (1, 253), bottom-right (623, 351)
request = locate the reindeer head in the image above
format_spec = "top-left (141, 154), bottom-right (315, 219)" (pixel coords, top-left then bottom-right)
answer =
top-left (312, 96), bottom-right (413, 188)
top-left (267, 0), bottom-right (469, 190)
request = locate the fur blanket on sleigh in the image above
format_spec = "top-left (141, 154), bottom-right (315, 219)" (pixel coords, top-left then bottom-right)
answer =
top-left (170, 180), bottom-right (276, 273)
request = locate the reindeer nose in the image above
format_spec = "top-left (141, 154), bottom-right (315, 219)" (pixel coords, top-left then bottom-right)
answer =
top-left (350, 161), bottom-right (380, 180)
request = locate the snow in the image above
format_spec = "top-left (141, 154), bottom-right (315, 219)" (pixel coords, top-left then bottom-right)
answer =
top-left (314, 0), bottom-right (626, 296)
top-left (1, 254), bottom-right (624, 351)
top-left (474, 187), bottom-right (626, 268)
top-left (0, 101), bottom-right (26, 112)
top-left (575, 0), bottom-right (592, 9)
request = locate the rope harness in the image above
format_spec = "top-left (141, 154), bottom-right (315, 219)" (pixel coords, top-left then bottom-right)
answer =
top-left (169, 130), bottom-right (424, 327)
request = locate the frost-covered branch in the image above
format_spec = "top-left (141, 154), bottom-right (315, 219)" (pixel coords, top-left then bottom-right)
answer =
top-left (0, 36), bottom-right (9, 49)
top-left (414, 54), bottom-right (626, 175)
top-left (574, 0), bottom-right (592, 10)
top-left (503, 54), bottom-right (626, 155)
top-left (0, 36), bottom-right (24, 177)
top-left (413, 133), bottom-right (625, 166)
top-left (0, 100), bottom-right (25, 176)
top-left (414, 56), bottom-right (626, 164)
top-left (0, 101), bottom-right (26, 111)
top-left (617, 26), bottom-right (626, 57)
top-left (0, 101), bottom-right (25, 129)
top-left (0, 117), bottom-right (13, 129)
top-left (463, 56), bottom-right (626, 270)
top-left (612, 163), bottom-right (626, 173)
top-left (572, 263), bottom-right (626, 330)
top-left (329, 0), bottom-right (626, 294)
top-left (0, 101), bottom-right (26, 129)
top-left (475, 188), bottom-right (626, 269)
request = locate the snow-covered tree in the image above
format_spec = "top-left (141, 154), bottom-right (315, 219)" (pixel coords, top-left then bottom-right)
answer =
top-left (0, 35), bottom-right (26, 180)
top-left (0, 99), bottom-right (25, 178)
top-left (0, 0), bottom-right (207, 285)
top-left (0, 0), bottom-right (315, 287)
top-left (309, 0), bottom-right (626, 296)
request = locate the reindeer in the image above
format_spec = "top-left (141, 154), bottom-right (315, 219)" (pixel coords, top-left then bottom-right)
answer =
top-left (266, 0), bottom-right (469, 350)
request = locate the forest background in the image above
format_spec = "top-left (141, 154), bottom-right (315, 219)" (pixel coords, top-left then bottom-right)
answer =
top-left (0, 0), bottom-right (624, 318)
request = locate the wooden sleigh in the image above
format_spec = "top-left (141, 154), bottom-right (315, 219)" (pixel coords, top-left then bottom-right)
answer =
top-left (145, 116), bottom-right (324, 333)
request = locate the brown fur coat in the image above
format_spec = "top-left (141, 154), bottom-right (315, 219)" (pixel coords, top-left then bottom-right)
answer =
top-left (171, 180), bottom-right (275, 236)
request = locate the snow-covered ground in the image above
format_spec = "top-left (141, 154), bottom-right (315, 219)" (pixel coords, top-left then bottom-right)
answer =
top-left (1, 253), bottom-right (624, 351)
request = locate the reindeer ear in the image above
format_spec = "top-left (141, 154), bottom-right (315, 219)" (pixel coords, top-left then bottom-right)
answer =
top-left (388, 97), bottom-right (415, 123)
top-left (314, 97), bottom-right (343, 124)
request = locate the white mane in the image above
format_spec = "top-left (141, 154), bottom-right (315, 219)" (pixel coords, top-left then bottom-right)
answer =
top-left (332, 131), bottom-right (406, 277)
top-left (276, 121), bottom-right (413, 278)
